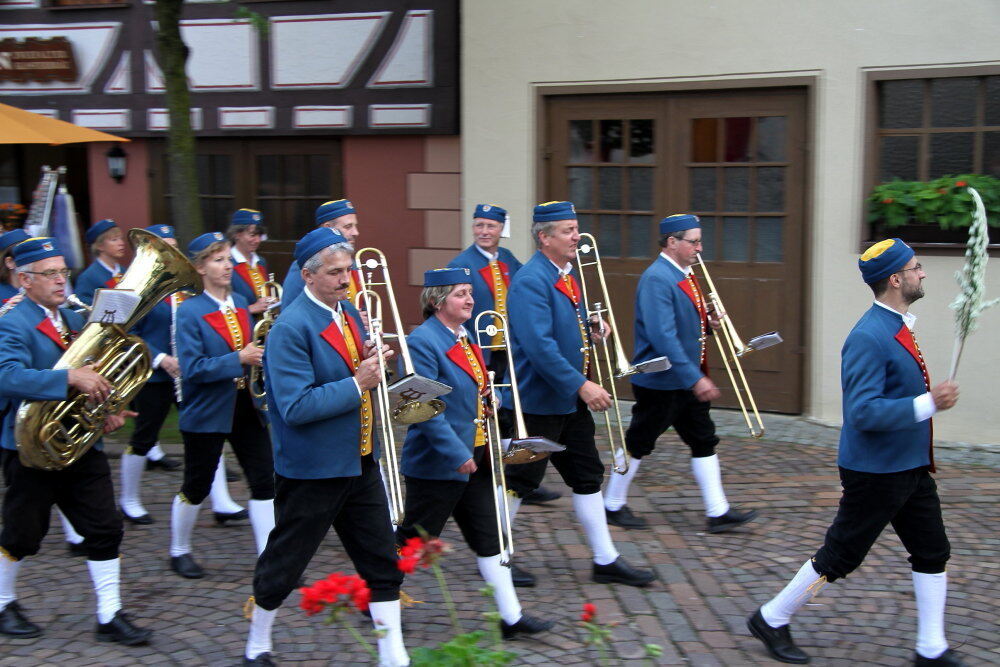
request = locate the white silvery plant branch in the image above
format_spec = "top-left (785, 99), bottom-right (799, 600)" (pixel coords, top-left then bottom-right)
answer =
top-left (948, 187), bottom-right (999, 380)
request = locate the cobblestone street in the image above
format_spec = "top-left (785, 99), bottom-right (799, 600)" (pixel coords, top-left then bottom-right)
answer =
top-left (0, 412), bottom-right (996, 665)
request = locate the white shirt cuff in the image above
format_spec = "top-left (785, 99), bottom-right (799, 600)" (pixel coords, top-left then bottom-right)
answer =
top-left (352, 377), bottom-right (362, 397)
top-left (913, 392), bottom-right (936, 422)
top-left (152, 352), bottom-right (167, 370)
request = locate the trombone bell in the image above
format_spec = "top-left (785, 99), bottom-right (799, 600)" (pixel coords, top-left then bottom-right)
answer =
top-left (392, 398), bottom-right (446, 424)
top-left (503, 436), bottom-right (563, 465)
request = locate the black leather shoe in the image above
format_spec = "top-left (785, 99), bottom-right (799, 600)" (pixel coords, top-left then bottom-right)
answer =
top-left (521, 485), bottom-right (562, 505)
top-left (170, 554), bottom-right (204, 579)
top-left (66, 541), bottom-right (88, 557)
top-left (592, 556), bottom-right (656, 587)
top-left (122, 511), bottom-right (154, 525)
top-left (145, 456), bottom-right (181, 472)
top-left (914, 649), bottom-right (966, 666)
top-left (244, 653), bottom-right (276, 666)
top-left (707, 508), bottom-right (758, 533)
top-left (605, 506), bottom-right (649, 530)
top-left (0, 601), bottom-right (42, 638)
top-left (510, 564), bottom-right (536, 588)
top-left (500, 614), bottom-right (554, 639)
top-left (95, 611), bottom-right (152, 646)
top-left (747, 608), bottom-right (809, 664)
top-left (214, 509), bottom-right (248, 525)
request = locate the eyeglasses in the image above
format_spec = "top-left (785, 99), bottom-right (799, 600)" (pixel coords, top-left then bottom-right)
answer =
top-left (895, 263), bottom-right (923, 275)
top-left (23, 268), bottom-right (71, 280)
top-left (677, 237), bottom-right (703, 247)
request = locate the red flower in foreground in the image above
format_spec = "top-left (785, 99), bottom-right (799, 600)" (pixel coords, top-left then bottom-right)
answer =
top-left (299, 572), bottom-right (371, 616)
top-left (581, 602), bottom-right (597, 623)
top-left (397, 535), bottom-right (449, 573)
top-left (955, 180), bottom-right (967, 187)
top-left (881, 198), bottom-right (894, 204)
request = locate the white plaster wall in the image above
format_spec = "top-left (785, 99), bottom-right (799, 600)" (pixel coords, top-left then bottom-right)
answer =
top-left (461, 0), bottom-right (1000, 444)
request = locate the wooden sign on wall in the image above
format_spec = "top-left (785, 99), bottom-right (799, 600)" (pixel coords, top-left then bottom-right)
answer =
top-left (0, 37), bottom-right (78, 83)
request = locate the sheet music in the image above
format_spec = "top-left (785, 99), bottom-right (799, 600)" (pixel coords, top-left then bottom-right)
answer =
top-left (387, 373), bottom-right (452, 400)
top-left (88, 289), bottom-right (141, 325)
top-left (747, 331), bottom-right (783, 351)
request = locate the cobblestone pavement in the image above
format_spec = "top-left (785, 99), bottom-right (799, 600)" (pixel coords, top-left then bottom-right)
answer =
top-left (1, 412), bottom-right (997, 666)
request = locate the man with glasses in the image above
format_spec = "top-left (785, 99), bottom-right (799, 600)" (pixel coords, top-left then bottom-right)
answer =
top-left (604, 214), bottom-right (758, 532)
top-left (747, 239), bottom-right (962, 666)
top-left (0, 237), bottom-right (151, 645)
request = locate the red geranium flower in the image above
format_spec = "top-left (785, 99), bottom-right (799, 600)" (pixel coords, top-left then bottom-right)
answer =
top-left (881, 198), bottom-right (894, 204)
top-left (396, 535), bottom-right (450, 572)
top-left (955, 180), bottom-right (967, 187)
top-left (299, 572), bottom-right (371, 616)
top-left (581, 602), bottom-right (597, 622)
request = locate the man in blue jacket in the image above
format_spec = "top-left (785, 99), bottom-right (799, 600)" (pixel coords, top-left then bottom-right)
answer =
top-left (747, 239), bottom-right (962, 666)
top-left (0, 237), bottom-right (150, 645)
top-left (604, 214), bottom-right (757, 532)
top-left (281, 199), bottom-right (361, 307)
top-left (500, 201), bottom-right (656, 589)
top-left (244, 227), bottom-right (408, 666)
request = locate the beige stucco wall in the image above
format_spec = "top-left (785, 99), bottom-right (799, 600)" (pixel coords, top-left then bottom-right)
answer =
top-left (461, 0), bottom-right (1000, 444)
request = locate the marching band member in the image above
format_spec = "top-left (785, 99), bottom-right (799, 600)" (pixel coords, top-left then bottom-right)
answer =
top-left (0, 237), bottom-right (151, 644)
top-left (0, 228), bottom-right (29, 307)
top-left (748, 240), bottom-right (962, 666)
top-left (397, 267), bottom-right (552, 640)
top-left (281, 199), bottom-right (361, 306)
top-left (227, 209), bottom-right (276, 317)
top-left (245, 227), bottom-right (407, 666)
top-left (75, 218), bottom-right (127, 305)
top-left (604, 214), bottom-right (757, 532)
top-left (168, 232), bottom-right (275, 580)
top-left (500, 201), bottom-right (656, 589)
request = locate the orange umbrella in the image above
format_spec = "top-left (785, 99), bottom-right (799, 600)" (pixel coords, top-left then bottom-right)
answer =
top-left (0, 103), bottom-right (129, 145)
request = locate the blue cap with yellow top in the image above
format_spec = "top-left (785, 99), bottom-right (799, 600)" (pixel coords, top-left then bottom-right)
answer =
top-left (13, 237), bottom-right (61, 266)
top-left (858, 238), bottom-right (914, 284)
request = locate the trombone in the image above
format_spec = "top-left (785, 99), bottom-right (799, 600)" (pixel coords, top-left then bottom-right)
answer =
top-left (575, 233), bottom-right (669, 474)
top-left (354, 247), bottom-right (450, 424)
top-left (693, 253), bottom-right (782, 439)
top-left (248, 274), bottom-right (282, 405)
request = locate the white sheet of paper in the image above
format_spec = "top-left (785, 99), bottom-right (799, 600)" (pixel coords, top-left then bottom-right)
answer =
top-left (747, 331), bottom-right (783, 351)
top-left (388, 373), bottom-right (452, 400)
top-left (88, 288), bottom-right (141, 325)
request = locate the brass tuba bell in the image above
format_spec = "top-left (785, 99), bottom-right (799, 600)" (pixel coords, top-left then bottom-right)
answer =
top-left (15, 229), bottom-right (203, 470)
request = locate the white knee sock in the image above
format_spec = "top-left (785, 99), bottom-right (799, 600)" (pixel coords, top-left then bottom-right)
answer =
top-left (146, 443), bottom-right (165, 462)
top-left (913, 571), bottom-right (948, 659)
top-left (170, 495), bottom-right (202, 557)
top-left (119, 453), bottom-right (148, 519)
top-left (57, 508), bottom-right (84, 545)
top-left (369, 599), bottom-right (409, 667)
top-left (497, 486), bottom-right (521, 535)
top-left (604, 453), bottom-right (641, 512)
top-left (477, 555), bottom-right (522, 624)
top-left (761, 560), bottom-right (828, 628)
top-left (210, 457), bottom-right (244, 514)
top-left (691, 454), bottom-right (730, 517)
top-left (572, 492), bottom-right (619, 566)
top-left (0, 555), bottom-right (21, 611)
top-left (248, 499), bottom-right (275, 555)
top-left (245, 604), bottom-right (277, 660)
top-left (86, 558), bottom-right (121, 624)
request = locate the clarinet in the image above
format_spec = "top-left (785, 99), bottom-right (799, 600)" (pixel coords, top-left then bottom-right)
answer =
top-left (170, 293), bottom-right (183, 402)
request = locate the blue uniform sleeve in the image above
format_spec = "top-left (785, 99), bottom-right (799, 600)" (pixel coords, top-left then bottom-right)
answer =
top-left (282, 263), bottom-right (304, 306)
top-left (176, 307), bottom-right (244, 383)
top-left (0, 316), bottom-right (69, 401)
top-left (639, 275), bottom-right (703, 388)
top-left (407, 334), bottom-right (473, 471)
top-left (508, 275), bottom-right (587, 396)
top-left (841, 330), bottom-right (916, 431)
top-left (231, 272), bottom-right (259, 306)
top-left (74, 268), bottom-right (99, 306)
top-left (266, 322), bottom-right (362, 427)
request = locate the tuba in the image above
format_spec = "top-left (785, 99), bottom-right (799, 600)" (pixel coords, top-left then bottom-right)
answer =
top-left (248, 273), bottom-right (282, 404)
top-left (15, 229), bottom-right (203, 470)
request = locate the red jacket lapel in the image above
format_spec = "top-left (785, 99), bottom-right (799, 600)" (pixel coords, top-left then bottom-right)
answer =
top-left (553, 274), bottom-right (580, 305)
top-left (35, 317), bottom-right (68, 350)
top-left (677, 277), bottom-right (706, 317)
top-left (203, 310), bottom-right (238, 351)
top-left (320, 319), bottom-right (355, 368)
top-left (478, 261), bottom-right (510, 298)
top-left (893, 324), bottom-right (935, 471)
top-left (104, 275), bottom-right (121, 289)
top-left (233, 263), bottom-right (255, 289)
top-left (446, 341), bottom-right (488, 391)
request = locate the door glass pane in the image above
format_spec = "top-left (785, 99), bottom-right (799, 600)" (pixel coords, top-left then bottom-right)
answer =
top-left (211, 155), bottom-right (233, 196)
top-left (721, 216), bottom-right (749, 262)
top-left (880, 135), bottom-right (919, 181)
top-left (307, 155), bottom-right (330, 197)
top-left (691, 118), bottom-right (718, 162)
top-left (879, 80), bottom-right (923, 129)
top-left (257, 155), bottom-right (280, 197)
top-left (599, 120), bottom-right (623, 162)
top-left (931, 77), bottom-right (977, 127)
top-left (984, 132), bottom-right (1000, 177)
top-left (284, 156), bottom-right (305, 197)
top-left (627, 214), bottom-right (652, 258)
top-left (723, 167), bottom-right (749, 211)
top-left (577, 213), bottom-right (594, 236)
top-left (724, 117), bottom-right (752, 162)
top-left (196, 155), bottom-right (211, 194)
top-left (756, 117), bottom-right (787, 161)
top-left (755, 217), bottom-right (783, 263)
top-left (569, 120), bottom-right (594, 163)
top-left (698, 216), bottom-right (716, 261)
top-left (598, 214), bottom-right (621, 257)
top-left (568, 167), bottom-right (592, 208)
top-left (627, 167), bottom-right (652, 210)
top-left (929, 133), bottom-right (974, 178)
top-left (756, 167), bottom-right (785, 211)
top-left (628, 119), bottom-right (655, 163)
top-left (690, 168), bottom-right (716, 211)
top-left (986, 76), bottom-right (1000, 126)
top-left (598, 167), bottom-right (622, 209)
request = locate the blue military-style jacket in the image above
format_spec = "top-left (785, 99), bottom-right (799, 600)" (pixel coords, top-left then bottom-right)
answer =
top-left (402, 316), bottom-right (488, 482)
top-left (175, 292), bottom-right (255, 433)
top-left (838, 304), bottom-right (934, 473)
top-left (264, 292), bottom-right (378, 479)
top-left (631, 255), bottom-right (709, 391)
top-left (75, 259), bottom-right (123, 306)
top-left (448, 244), bottom-right (522, 327)
top-left (0, 283), bottom-right (18, 303)
top-left (504, 251), bottom-right (589, 416)
top-left (133, 296), bottom-right (177, 385)
top-left (230, 250), bottom-right (268, 307)
top-left (0, 298), bottom-right (84, 451)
